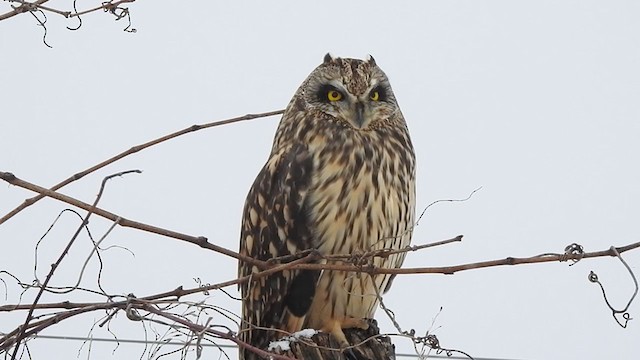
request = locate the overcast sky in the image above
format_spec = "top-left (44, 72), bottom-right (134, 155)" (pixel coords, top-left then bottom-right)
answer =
top-left (1, 1), bottom-right (639, 359)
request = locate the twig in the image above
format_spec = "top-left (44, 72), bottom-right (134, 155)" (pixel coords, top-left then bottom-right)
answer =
top-left (8, 170), bottom-right (139, 359)
top-left (31, 208), bottom-right (115, 296)
top-left (368, 275), bottom-right (472, 359)
top-left (415, 187), bottom-right (483, 226)
top-left (36, 4), bottom-right (70, 17)
top-left (141, 303), bottom-right (295, 360)
top-left (269, 236), bottom-right (463, 264)
top-left (328, 235), bottom-right (464, 261)
top-left (0, 110), bottom-right (284, 226)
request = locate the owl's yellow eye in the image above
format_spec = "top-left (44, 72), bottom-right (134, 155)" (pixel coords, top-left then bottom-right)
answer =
top-left (370, 91), bottom-right (380, 101)
top-left (327, 90), bottom-right (343, 101)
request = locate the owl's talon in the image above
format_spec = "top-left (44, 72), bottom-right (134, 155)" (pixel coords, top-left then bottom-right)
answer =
top-left (342, 316), bottom-right (369, 331)
top-left (322, 316), bottom-right (370, 353)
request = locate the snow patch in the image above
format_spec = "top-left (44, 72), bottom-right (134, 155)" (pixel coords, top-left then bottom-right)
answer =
top-left (268, 339), bottom-right (291, 352)
top-left (267, 328), bottom-right (319, 352)
top-left (293, 328), bottom-right (318, 339)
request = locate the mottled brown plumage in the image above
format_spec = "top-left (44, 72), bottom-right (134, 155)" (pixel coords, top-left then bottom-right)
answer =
top-left (238, 54), bottom-right (415, 359)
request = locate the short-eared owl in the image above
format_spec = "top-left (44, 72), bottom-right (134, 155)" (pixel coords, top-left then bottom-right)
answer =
top-left (239, 53), bottom-right (415, 359)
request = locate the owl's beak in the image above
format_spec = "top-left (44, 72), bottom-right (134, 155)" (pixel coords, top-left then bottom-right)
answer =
top-left (354, 101), bottom-right (365, 128)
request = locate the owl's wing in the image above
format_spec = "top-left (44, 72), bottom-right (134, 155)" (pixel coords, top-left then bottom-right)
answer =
top-left (238, 143), bottom-right (320, 357)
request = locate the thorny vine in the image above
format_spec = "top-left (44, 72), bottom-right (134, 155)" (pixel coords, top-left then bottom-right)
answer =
top-left (0, 0), bottom-right (137, 47)
top-left (0, 110), bottom-right (638, 359)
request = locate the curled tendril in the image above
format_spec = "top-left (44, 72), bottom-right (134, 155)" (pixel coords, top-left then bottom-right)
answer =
top-left (125, 293), bottom-right (143, 321)
top-left (193, 278), bottom-right (211, 296)
top-left (28, 7), bottom-right (52, 48)
top-left (412, 333), bottom-right (474, 360)
top-left (102, 1), bottom-right (137, 33)
top-left (415, 187), bottom-right (482, 226)
top-left (589, 247), bottom-right (638, 328)
top-left (67, 0), bottom-right (82, 31)
top-left (564, 242), bottom-right (585, 265)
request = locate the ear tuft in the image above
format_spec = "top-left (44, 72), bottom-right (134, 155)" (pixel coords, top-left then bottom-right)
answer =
top-left (366, 54), bottom-right (377, 66)
top-left (323, 52), bottom-right (337, 64)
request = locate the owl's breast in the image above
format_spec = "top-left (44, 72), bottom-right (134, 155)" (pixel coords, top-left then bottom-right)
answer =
top-left (301, 129), bottom-right (416, 325)
top-left (305, 131), bottom-right (416, 257)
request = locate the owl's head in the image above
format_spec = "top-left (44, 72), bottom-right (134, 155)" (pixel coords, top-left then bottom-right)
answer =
top-left (299, 53), bottom-right (400, 131)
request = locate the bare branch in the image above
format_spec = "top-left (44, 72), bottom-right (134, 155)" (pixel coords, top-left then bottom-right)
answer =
top-left (0, 109), bottom-right (284, 226)
top-left (0, 0), bottom-right (49, 22)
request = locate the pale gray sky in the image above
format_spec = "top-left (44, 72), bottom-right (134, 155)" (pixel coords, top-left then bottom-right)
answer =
top-left (1, 1), bottom-right (639, 359)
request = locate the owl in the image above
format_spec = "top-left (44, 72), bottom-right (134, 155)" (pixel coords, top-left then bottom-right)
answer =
top-left (238, 53), bottom-right (415, 359)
